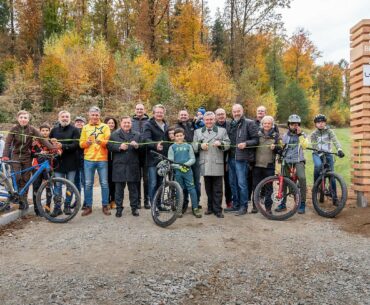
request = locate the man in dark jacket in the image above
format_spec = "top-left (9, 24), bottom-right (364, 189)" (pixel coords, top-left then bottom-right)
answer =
top-left (142, 104), bottom-right (168, 204)
top-left (225, 104), bottom-right (259, 216)
top-left (175, 110), bottom-right (201, 210)
top-left (49, 110), bottom-right (80, 216)
top-left (108, 116), bottom-right (141, 218)
top-left (131, 103), bottom-right (150, 209)
top-left (215, 108), bottom-right (233, 209)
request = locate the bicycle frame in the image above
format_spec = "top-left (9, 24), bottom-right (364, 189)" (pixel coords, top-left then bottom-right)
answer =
top-left (0, 160), bottom-right (52, 198)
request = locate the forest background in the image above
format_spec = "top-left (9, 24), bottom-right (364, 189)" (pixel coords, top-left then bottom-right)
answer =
top-left (0, 0), bottom-right (350, 126)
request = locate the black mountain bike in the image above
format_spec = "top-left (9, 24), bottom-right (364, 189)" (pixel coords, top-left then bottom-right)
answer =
top-left (150, 151), bottom-right (184, 228)
top-left (307, 148), bottom-right (347, 218)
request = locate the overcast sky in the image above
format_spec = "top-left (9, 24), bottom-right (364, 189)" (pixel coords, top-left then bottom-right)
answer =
top-left (208, 0), bottom-right (370, 65)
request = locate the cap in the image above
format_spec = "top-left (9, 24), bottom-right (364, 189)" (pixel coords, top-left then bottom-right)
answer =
top-left (75, 116), bottom-right (86, 123)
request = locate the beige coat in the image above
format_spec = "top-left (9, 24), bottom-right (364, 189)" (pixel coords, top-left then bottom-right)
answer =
top-left (193, 126), bottom-right (230, 176)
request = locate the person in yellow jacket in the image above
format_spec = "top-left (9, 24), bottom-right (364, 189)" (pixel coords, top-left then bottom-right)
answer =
top-left (79, 106), bottom-right (111, 216)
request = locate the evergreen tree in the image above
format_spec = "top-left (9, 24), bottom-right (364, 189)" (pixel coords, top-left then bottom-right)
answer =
top-left (211, 10), bottom-right (225, 59)
top-left (43, 0), bottom-right (62, 40)
top-left (277, 80), bottom-right (309, 125)
top-left (151, 69), bottom-right (173, 106)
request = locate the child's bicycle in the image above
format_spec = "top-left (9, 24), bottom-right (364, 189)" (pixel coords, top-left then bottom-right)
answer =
top-left (253, 148), bottom-right (301, 221)
top-left (0, 153), bottom-right (81, 223)
top-left (307, 147), bottom-right (347, 218)
top-left (150, 151), bottom-right (185, 228)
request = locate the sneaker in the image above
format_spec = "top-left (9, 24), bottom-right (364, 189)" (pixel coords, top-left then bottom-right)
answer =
top-left (224, 206), bottom-right (239, 213)
top-left (192, 208), bottom-right (202, 218)
top-left (215, 212), bottom-right (224, 218)
top-left (297, 202), bottom-right (305, 214)
top-left (132, 209), bottom-right (139, 217)
top-left (63, 205), bottom-right (72, 215)
top-left (144, 202), bottom-right (151, 209)
top-left (235, 208), bottom-right (247, 216)
top-left (110, 201), bottom-right (116, 209)
top-left (50, 208), bottom-right (63, 218)
top-left (251, 206), bottom-right (258, 214)
top-left (275, 203), bottom-right (287, 212)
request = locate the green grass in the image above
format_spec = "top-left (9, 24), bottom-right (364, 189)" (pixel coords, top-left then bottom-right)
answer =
top-left (303, 128), bottom-right (351, 186)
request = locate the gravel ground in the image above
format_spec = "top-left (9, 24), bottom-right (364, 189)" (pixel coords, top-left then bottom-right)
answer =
top-left (0, 188), bottom-right (369, 305)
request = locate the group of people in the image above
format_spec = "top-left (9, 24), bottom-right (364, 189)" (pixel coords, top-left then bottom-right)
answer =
top-left (0, 103), bottom-right (345, 219)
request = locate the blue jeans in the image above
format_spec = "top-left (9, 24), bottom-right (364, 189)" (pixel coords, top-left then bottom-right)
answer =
top-left (175, 169), bottom-right (198, 209)
top-left (148, 166), bottom-right (162, 203)
top-left (54, 171), bottom-right (76, 205)
top-left (313, 153), bottom-right (336, 196)
top-left (84, 160), bottom-right (109, 207)
top-left (228, 158), bottom-right (249, 209)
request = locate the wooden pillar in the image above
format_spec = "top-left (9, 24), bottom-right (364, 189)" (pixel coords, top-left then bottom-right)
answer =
top-left (350, 20), bottom-right (370, 207)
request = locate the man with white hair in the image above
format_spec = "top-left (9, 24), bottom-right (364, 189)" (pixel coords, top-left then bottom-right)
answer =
top-left (80, 106), bottom-right (111, 216)
top-left (193, 111), bottom-right (230, 218)
top-left (49, 110), bottom-right (81, 217)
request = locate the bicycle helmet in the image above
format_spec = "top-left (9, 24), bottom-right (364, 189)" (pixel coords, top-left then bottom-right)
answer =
top-left (287, 114), bottom-right (301, 125)
top-left (314, 114), bottom-right (327, 123)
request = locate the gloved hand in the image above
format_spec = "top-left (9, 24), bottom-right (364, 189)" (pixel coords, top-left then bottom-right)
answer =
top-left (179, 166), bottom-right (189, 173)
top-left (338, 150), bottom-right (345, 158)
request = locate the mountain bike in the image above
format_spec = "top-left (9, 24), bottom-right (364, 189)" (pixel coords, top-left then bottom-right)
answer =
top-left (0, 153), bottom-right (81, 223)
top-left (150, 151), bottom-right (184, 228)
top-left (253, 148), bottom-right (301, 221)
top-left (307, 147), bottom-right (347, 218)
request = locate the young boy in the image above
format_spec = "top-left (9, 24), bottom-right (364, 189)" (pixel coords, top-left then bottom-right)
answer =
top-left (31, 123), bottom-right (60, 216)
top-left (168, 128), bottom-right (202, 218)
top-left (279, 114), bottom-right (308, 214)
top-left (310, 114), bottom-right (344, 203)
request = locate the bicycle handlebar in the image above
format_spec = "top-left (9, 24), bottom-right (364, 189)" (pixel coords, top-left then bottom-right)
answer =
top-left (306, 147), bottom-right (338, 156)
top-left (150, 150), bottom-right (189, 168)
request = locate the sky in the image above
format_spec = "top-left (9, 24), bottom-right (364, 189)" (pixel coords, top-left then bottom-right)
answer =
top-left (208, 0), bottom-right (370, 65)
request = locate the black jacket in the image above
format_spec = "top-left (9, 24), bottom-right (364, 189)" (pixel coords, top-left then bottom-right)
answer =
top-left (174, 120), bottom-right (195, 143)
top-left (131, 114), bottom-right (149, 134)
top-left (50, 124), bottom-right (80, 173)
top-left (107, 129), bottom-right (141, 182)
top-left (216, 120), bottom-right (231, 163)
top-left (142, 118), bottom-right (169, 167)
top-left (228, 117), bottom-right (259, 162)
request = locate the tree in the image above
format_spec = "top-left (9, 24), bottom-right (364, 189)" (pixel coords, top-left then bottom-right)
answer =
top-left (211, 10), bottom-right (225, 59)
top-left (151, 69), bottom-right (177, 107)
top-left (43, 0), bottom-right (63, 40)
top-left (316, 63), bottom-right (343, 108)
top-left (265, 36), bottom-right (286, 94)
top-left (283, 28), bottom-right (320, 90)
top-left (277, 80), bottom-right (309, 125)
top-left (170, 1), bottom-right (208, 63)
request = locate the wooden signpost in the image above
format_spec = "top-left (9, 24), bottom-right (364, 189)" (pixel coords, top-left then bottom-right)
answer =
top-left (350, 19), bottom-right (370, 207)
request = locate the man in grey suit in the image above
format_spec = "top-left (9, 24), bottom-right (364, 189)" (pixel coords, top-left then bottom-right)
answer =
top-left (193, 111), bottom-right (230, 218)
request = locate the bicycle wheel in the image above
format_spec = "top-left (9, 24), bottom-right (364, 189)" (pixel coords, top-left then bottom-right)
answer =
top-left (36, 177), bottom-right (81, 223)
top-left (312, 172), bottom-right (347, 218)
top-left (151, 181), bottom-right (183, 228)
top-left (0, 172), bottom-right (13, 212)
top-left (254, 176), bottom-right (301, 221)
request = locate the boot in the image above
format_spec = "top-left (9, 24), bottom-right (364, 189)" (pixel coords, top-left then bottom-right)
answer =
top-left (275, 203), bottom-right (286, 212)
top-left (298, 202), bottom-right (306, 214)
top-left (19, 196), bottom-right (29, 210)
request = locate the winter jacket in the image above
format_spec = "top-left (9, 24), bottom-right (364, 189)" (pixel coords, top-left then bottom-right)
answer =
top-left (193, 126), bottom-right (230, 176)
top-left (174, 120), bottom-right (195, 143)
top-left (79, 121), bottom-right (111, 162)
top-left (255, 118), bottom-right (280, 134)
top-left (255, 128), bottom-right (281, 169)
top-left (282, 130), bottom-right (308, 164)
top-left (107, 129), bottom-right (141, 182)
top-left (228, 117), bottom-right (259, 162)
top-left (142, 118), bottom-right (169, 167)
top-left (168, 143), bottom-right (196, 169)
top-left (3, 124), bottom-right (54, 160)
top-left (50, 124), bottom-right (80, 173)
top-left (310, 126), bottom-right (342, 153)
top-left (131, 114), bottom-right (150, 134)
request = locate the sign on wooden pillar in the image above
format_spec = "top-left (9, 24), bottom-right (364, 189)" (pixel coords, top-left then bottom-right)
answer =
top-left (350, 19), bottom-right (370, 207)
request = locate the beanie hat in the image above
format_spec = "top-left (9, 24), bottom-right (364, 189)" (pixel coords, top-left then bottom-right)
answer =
top-left (197, 107), bottom-right (206, 115)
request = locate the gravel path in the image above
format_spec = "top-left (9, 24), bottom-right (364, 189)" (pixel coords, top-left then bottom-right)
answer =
top-left (0, 190), bottom-right (369, 305)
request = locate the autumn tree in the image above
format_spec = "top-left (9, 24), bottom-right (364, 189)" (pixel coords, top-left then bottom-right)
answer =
top-left (283, 28), bottom-right (320, 90)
